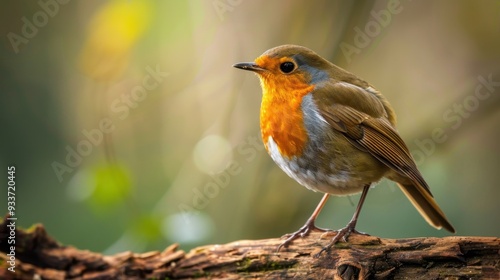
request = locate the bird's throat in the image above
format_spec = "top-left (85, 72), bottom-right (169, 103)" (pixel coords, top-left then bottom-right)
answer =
top-left (259, 78), bottom-right (314, 159)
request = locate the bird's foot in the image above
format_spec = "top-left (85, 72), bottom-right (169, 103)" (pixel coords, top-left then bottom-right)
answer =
top-left (314, 221), bottom-right (368, 257)
top-left (277, 220), bottom-right (327, 252)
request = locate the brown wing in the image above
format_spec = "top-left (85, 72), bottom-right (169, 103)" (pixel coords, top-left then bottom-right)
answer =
top-left (314, 82), bottom-right (455, 233)
top-left (314, 82), bottom-right (431, 194)
top-left (322, 104), bottom-right (432, 194)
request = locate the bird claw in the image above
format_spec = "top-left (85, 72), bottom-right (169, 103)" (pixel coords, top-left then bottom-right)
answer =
top-left (314, 223), bottom-right (369, 257)
top-left (277, 221), bottom-right (327, 252)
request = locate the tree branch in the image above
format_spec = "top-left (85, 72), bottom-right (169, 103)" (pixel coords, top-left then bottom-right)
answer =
top-left (1, 218), bottom-right (499, 279)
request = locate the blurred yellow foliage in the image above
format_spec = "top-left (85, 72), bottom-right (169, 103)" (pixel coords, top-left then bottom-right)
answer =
top-left (79, 0), bottom-right (152, 81)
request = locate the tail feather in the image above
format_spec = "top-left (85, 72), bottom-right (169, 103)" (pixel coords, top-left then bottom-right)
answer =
top-left (397, 183), bottom-right (455, 233)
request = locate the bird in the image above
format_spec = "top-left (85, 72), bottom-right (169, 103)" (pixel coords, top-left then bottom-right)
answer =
top-left (233, 44), bottom-right (455, 254)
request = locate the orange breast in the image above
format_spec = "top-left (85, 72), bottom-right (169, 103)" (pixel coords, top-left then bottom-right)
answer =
top-left (259, 75), bottom-right (315, 158)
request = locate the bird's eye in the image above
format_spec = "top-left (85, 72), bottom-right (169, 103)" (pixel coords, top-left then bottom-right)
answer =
top-left (279, 62), bottom-right (295, 73)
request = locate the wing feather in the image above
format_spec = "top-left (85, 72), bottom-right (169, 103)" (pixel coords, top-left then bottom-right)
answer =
top-left (312, 79), bottom-right (454, 232)
top-left (318, 92), bottom-right (432, 195)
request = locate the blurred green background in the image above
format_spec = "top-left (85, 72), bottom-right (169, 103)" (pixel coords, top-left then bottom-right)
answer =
top-left (1, 0), bottom-right (499, 254)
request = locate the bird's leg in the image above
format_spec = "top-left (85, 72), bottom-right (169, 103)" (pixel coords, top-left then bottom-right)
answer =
top-left (316, 185), bottom-right (370, 256)
top-left (277, 193), bottom-right (330, 252)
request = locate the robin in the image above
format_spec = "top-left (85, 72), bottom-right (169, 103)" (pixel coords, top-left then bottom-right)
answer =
top-left (233, 45), bottom-right (455, 254)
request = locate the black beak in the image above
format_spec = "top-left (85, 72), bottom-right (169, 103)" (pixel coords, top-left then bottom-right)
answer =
top-left (233, 62), bottom-right (265, 72)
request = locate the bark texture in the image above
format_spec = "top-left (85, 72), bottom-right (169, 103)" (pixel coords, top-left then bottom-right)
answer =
top-left (1, 219), bottom-right (499, 279)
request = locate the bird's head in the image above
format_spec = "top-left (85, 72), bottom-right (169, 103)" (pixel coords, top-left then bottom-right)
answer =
top-left (233, 45), bottom-right (334, 93)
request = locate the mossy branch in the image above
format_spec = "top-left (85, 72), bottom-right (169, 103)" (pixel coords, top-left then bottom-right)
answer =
top-left (0, 218), bottom-right (499, 279)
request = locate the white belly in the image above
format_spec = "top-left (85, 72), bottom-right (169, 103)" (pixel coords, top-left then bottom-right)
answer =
top-left (266, 136), bottom-right (368, 196)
